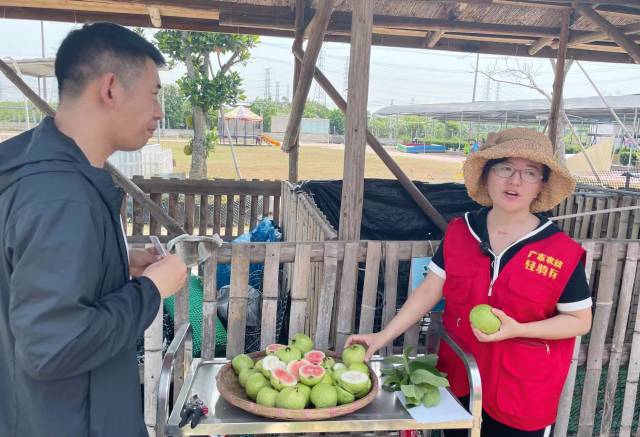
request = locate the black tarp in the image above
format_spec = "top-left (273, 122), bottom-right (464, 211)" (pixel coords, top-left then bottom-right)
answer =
top-left (298, 179), bottom-right (482, 240)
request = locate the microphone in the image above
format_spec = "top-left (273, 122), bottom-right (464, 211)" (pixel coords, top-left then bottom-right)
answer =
top-left (479, 241), bottom-right (493, 257)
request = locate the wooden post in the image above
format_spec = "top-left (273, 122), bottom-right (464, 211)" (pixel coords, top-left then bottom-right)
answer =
top-left (282, 1), bottom-right (335, 152)
top-left (0, 57), bottom-right (186, 235)
top-left (548, 10), bottom-right (569, 150)
top-left (338, 0), bottom-right (373, 241)
top-left (292, 46), bottom-right (448, 232)
top-left (575, 4), bottom-right (640, 64)
top-left (288, 0), bottom-right (305, 183)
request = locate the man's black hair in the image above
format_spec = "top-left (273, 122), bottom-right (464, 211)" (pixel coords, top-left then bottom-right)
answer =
top-left (55, 22), bottom-right (165, 98)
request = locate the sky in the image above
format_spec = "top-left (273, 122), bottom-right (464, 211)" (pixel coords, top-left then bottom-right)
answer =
top-left (1, 18), bottom-right (640, 112)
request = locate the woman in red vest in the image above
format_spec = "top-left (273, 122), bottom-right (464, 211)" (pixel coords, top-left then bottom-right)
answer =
top-left (346, 128), bottom-right (592, 436)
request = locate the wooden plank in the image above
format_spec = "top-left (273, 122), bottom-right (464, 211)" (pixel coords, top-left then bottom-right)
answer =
top-left (201, 251), bottom-right (218, 359)
top-left (547, 10), bottom-right (570, 148)
top-left (289, 244), bottom-right (312, 339)
top-left (238, 195), bottom-right (247, 235)
top-left (314, 242), bottom-right (340, 350)
top-left (273, 195), bottom-right (281, 225)
top-left (168, 192), bottom-right (178, 226)
top-left (599, 243), bottom-right (639, 435)
top-left (577, 243), bottom-right (620, 437)
top-left (617, 196), bottom-right (633, 239)
top-left (631, 197), bottom-right (640, 240)
top-left (213, 195), bottom-right (222, 235)
top-left (133, 198), bottom-right (144, 235)
top-left (382, 242), bottom-right (400, 357)
top-left (184, 193), bottom-right (195, 235)
top-left (128, 178), bottom-right (282, 196)
top-left (226, 244), bottom-right (251, 358)
top-left (358, 242), bottom-right (382, 335)
top-left (172, 273), bottom-right (190, 401)
top-left (262, 195), bottom-right (270, 219)
top-left (592, 197), bottom-right (607, 239)
top-left (555, 241), bottom-right (597, 437)
top-left (620, 250), bottom-right (640, 435)
top-left (605, 196), bottom-right (619, 238)
top-left (562, 194), bottom-right (574, 234)
top-left (143, 299), bottom-right (163, 437)
top-left (260, 244), bottom-right (281, 349)
top-left (573, 195), bottom-right (585, 239)
top-left (225, 195), bottom-right (234, 239)
top-left (250, 194), bottom-right (259, 231)
top-left (335, 242), bottom-right (360, 351)
top-left (199, 194), bottom-right (208, 236)
top-left (282, 0), bottom-right (336, 151)
top-left (579, 196), bottom-right (594, 239)
top-left (338, 0), bottom-right (373, 241)
top-left (149, 192), bottom-right (162, 236)
top-left (403, 242), bottom-right (422, 356)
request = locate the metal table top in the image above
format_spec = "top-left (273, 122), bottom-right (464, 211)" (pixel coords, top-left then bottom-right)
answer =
top-left (165, 358), bottom-right (474, 436)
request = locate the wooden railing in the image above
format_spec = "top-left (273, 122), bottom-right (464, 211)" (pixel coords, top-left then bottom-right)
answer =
top-left (143, 239), bottom-right (640, 437)
top-left (553, 185), bottom-right (640, 241)
top-left (122, 177), bottom-right (282, 243)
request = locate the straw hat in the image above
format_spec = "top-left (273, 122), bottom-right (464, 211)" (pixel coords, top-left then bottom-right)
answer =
top-left (463, 128), bottom-right (575, 212)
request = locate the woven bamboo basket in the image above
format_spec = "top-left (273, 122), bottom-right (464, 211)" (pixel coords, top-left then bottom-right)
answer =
top-left (216, 350), bottom-right (379, 420)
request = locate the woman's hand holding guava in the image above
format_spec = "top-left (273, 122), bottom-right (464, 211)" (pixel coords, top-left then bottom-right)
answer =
top-left (472, 308), bottom-right (522, 342)
top-left (344, 332), bottom-right (388, 362)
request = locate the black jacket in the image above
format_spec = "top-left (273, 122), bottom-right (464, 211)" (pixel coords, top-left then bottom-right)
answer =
top-left (0, 117), bottom-right (160, 436)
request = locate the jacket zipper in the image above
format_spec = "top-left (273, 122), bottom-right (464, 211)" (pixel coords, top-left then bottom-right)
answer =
top-left (514, 338), bottom-right (551, 355)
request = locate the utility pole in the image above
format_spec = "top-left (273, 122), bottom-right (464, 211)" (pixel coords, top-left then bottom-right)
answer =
top-left (275, 81), bottom-right (280, 102)
top-left (471, 52), bottom-right (480, 102)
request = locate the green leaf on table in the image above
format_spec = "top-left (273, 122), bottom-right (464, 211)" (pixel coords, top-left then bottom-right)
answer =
top-left (401, 384), bottom-right (426, 400)
top-left (383, 355), bottom-right (405, 365)
top-left (410, 369), bottom-right (450, 387)
top-left (421, 385), bottom-right (441, 408)
top-left (380, 367), bottom-right (397, 376)
top-left (413, 354), bottom-right (438, 367)
top-left (408, 360), bottom-right (441, 376)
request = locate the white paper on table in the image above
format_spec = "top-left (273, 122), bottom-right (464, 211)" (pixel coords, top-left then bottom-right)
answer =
top-left (395, 389), bottom-right (473, 424)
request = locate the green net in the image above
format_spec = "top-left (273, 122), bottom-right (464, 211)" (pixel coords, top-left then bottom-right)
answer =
top-left (164, 274), bottom-right (227, 357)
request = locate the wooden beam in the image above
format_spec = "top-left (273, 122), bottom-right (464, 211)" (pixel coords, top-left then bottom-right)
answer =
top-left (425, 3), bottom-right (468, 48)
top-left (338, 0), bottom-right (373, 241)
top-left (288, 0), bottom-right (305, 183)
top-left (281, 1), bottom-right (335, 152)
top-left (555, 21), bottom-right (640, 49)
top-left (147, 6), bottom-right (162, 28)
top-left (574, 4), bottom-right (640, 64)
top-left (0, 0), bottom-right (220, 20)
top-left (0, 57), bottom-right (187, 236)
top-left (529, 37), bottom-right (555, 55)
top-left (548, 11), bottom-right (570, 149)
top-left (292, 46), bottom-right (448, 233)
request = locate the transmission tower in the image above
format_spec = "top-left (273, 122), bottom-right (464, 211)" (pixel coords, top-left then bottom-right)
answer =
top-left (264, 68), bottom-right (272, 100)
top-left (275, 81), bottom-right (280, 102)
top-left (314, 51), bottom-right (326, 105)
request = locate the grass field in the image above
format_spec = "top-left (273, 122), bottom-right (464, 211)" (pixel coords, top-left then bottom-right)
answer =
top-left (160, 139), bottom-right (464, 182)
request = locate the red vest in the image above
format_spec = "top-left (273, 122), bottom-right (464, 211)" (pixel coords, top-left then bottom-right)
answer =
top-left (437, 217), bottom-right (585, 431)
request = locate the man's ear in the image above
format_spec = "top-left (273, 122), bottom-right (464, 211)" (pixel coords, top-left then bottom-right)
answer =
top-left (98, 73), bottom-right (119, 108)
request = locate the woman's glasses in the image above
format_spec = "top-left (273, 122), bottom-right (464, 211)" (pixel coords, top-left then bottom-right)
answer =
top-left (492, 163), bottom-right (543, 184)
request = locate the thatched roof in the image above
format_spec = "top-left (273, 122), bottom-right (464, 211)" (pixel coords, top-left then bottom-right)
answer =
top-left (1, 1), bottom-right (640, 64)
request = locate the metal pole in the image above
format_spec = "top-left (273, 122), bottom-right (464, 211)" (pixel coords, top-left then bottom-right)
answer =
top-left (472, 53), bottom-right (480, 103)
top-left (41, 21), bottom-right (47, 102)
top-left (577, 61), bottom-right (638, 149)
top-left (220, 108), bottom-right (242, 179)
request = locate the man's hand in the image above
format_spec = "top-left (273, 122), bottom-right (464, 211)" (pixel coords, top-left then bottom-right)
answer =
top-left (129, 247), bottom-right (161, 277)
top-left (142, 254), bottom-right (187, 299)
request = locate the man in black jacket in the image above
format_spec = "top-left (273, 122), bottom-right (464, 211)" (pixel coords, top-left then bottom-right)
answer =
top-left (0, 23), bottom-right (187, 436)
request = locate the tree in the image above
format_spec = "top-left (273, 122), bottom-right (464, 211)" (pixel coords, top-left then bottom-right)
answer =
top-left (250, 98), bottom-right (283, 132)
top-left (155, 31), bottom-right (258, 178)
top-left (328, 109), bottom-right (345, 135)
top-left (480, 58), bottom-right (573, 163)
top-left (162, 84), bottom-right (191, 130)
